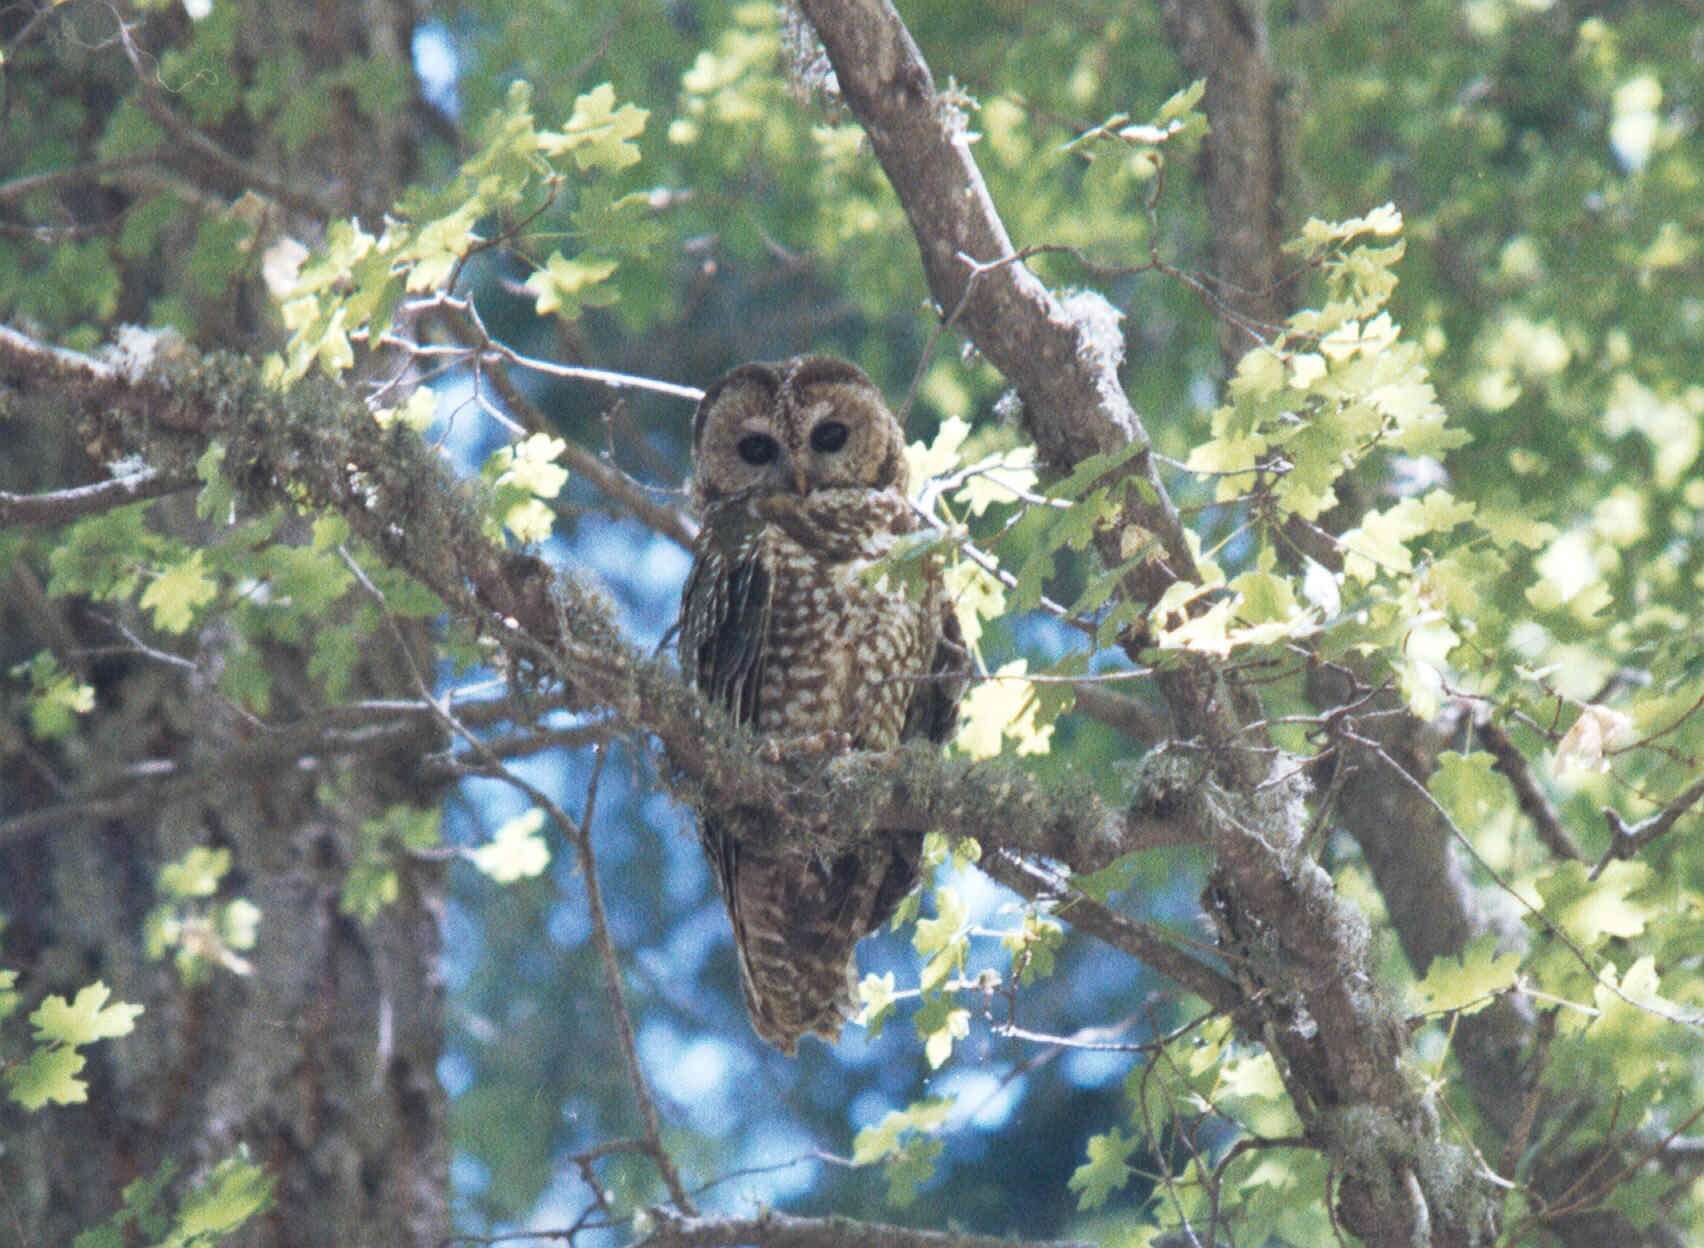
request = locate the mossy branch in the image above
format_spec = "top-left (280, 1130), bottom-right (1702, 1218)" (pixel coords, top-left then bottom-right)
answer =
top-left (0, 323), bottom-right (1234, 1009)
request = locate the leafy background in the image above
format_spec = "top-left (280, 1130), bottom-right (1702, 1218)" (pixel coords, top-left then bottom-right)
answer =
top-left (1, 0), bottom-right (1699, 1244)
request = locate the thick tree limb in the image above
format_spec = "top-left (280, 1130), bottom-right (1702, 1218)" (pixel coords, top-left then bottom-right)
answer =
top-left (1069, 683), bottom-right (1168, 745)
top-left (1140, 12), bottom-right (1655, 1241)
top-left (794, 6), bottom-right (1497, 1243)
top-left (1156, 0), bottom-right (1291, 367)
top-left (0, 322), bottom-right (1231, 995)
top-left (983, 851), bottom-right (1242, 1016)
top-left (631, 1209), bottom-right (1092, 1248)
top-left (1318, 683), bottom-right (1534, 1139)
top-left (1477, 711), bottom-right (1583, 861)
top-left (794, 0), bottom-right (1198, 623)
top-left (0, 469), bottom-right (192, 526)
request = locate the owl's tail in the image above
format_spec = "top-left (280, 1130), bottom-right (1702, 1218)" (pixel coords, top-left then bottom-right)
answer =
top-left (736, 919), bottom-right (859, 1057)
top-left (725, 834), bottom-right (921, 1055)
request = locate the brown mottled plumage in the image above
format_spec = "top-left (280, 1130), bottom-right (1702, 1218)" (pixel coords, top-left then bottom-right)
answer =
top-left (678, 356), bottom-right (967, 1054)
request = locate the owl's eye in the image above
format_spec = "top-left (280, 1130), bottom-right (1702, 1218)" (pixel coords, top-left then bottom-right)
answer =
top-left (737, 433), bottom-right (780, 466)
top-left (809, 421), bottom-right (850, 453)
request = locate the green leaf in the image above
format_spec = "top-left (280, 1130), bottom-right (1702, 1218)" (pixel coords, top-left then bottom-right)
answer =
top-left (1219, 1052), bottom-right (1287, 1102)
top-left (882, 1137), bottom-right (943, 1208)
top-left (851, 1096), bottom-right (953, 1165)
top-left (954, 660), bottom-right (1055, 759)
top-left (541, 82), bottom-right (649, 171)
top-left (1410, 934), bottom-right (1521, 1017)
top-left (17, 650), bottom-right (96, 741)
top-left (1290, 202), bottom-right (1403, 255)
top-left (1001, 913), bottom-right (1063, 985)
top-left (856, 971), bottom-right (897, 1038)
top-left (953, 445), bottom-right (1039, 515)
top-left (344, 803), bottom-right (442, 923)
top-left (1534, 861), bottom-right (1656, 948)
top-left (30, 981), bottom-right (144, 1046)
top-left (469, 809), bottom-right (551, 884)
top-left (140, 552), bottom-right (218, 634)
top-left (340, 859), bottom-right (400, 924)
top-left (489, 434), bottom-right (571, 500)
top-left (173, 1148), bottom-right (275, 1238)
top-left (6, 1043), bottom-right (88, 1110)
top-left (371, 388), bottom-right (438, 434)
top-left (194, 442), bottom-right (234, 523)
top-left (1071, 851), bottom-right (1143, 904)
top-left (158, 846), bottom-right (232, 899)
top-left (905, 416), bottom-right (971, 488)
top-left (912, 885), bottom-right (968, 958)
top-left (914, 994), bottom-right (970, 1069)
top-left (74, 1159), bottom-right (180, 1248)
top-left (0, 968), bottom-right (19, 1022)
top-left (523, 253), bottom-right (619, 319)
top-left (186, 212), bottom-right (257, 298)
top-left (1428, 751), bottom-right (1502, 832)
top-left (1067, 1127), bottom-right (1139, 1210)
top-left (1048, 439), bottom-right (1146, 501)
top-left (123, 1158), bottom-right (179, 1240)
top-left (1153, 79), bottom-right (1207, 127)
top-left (913, 885), bottom-right (969, 993)
top-left (45, 506), bottom-right (161, 602)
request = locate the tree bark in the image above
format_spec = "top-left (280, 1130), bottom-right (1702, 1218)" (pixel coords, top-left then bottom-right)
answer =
top-left (0, 3), bottom-right (449, 1243)
top-left (795, 3), bottom-right (1500, 1242)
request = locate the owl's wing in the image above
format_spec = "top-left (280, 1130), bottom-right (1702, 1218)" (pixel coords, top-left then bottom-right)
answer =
top-left (679, 529), bottom-right (772, 727)
top-left (900, 599), bottom-right (971, 746)
top-left (678, 527), bottom-right (774, 924)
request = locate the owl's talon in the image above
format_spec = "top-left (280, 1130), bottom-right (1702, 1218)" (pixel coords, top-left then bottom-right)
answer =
top-left (759, 729), bottom-right (854, 763)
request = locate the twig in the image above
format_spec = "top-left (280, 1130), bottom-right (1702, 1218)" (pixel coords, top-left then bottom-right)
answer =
top-left (1591, 774), bottom-right (1704, 880)
top-left (0, 156), bottom-right (157, 205)
top-left (484, 358), bottom-right (698, 548)
top-left (574, 744), bottom-right (697, 1213)
top-left (982, 850), bottom-right (1243, 1016)
top-left (339, 547), bottom-right (695, 1211)
top-left (1344, 727), bottom-right (1703, 1029)
top-left (113, 15), bottom-right (334, 219)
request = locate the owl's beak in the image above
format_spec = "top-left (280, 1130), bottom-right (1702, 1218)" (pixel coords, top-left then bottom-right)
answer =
top-left (791, 463), bottom-right (810, 496)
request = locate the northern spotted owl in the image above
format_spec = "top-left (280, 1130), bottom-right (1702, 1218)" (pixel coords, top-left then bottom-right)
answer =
top-left (678, 356), bottom-right (968, 1053)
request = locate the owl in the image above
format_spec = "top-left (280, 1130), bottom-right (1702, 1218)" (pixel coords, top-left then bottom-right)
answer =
top-left (678, 355), bottom-right (968, 1054)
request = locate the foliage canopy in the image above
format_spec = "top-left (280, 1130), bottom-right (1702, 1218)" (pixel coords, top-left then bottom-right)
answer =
top-left (1, 2), bottom-right (1700, 1247)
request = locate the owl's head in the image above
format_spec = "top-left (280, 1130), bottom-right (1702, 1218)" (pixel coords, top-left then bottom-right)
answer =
top-left (690, 356), bottom-right (908, 512)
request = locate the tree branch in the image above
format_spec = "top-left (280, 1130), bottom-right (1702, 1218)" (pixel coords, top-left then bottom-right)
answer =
top-left (631, 1209), bottom-right (1092, 1248)
top-left (983, 851), bottom-right (1242, 1016)
top-left (1593, 774), bottom-right (1704, 878)
top-left (0, 469), bottom-right (192, 526)
top-left (793, 0), bottom-right (1199, 624)
top-left (793, 6), bottom-right (1497, 1242)
top-left (113, 15), bottom-right (336, 220)
top-left (483, 354), bottom-right (698, 548)
top-left (1477, 711), bottom-right (1583, 861)
top-left (1156, 0), bottom-right (1292, 367)
top-left (0, 322), bottom-right (1219, 990)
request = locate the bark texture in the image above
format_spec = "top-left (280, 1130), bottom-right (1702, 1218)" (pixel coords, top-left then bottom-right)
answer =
top-left (796, 3), bottom-right (1500, 1243)
top-left (0, 3), bottom-right (449, 1243)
